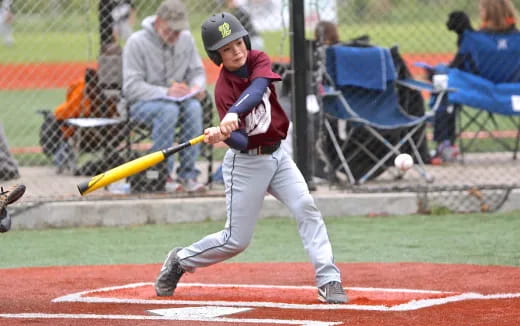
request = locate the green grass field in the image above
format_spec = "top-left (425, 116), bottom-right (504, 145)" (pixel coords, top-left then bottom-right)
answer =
top-left (0, 89), bottom-right (65, 148)
top-left (0, 21), bottom-right (457, 63)
top-left (1, 212), bottom-right (519, 268)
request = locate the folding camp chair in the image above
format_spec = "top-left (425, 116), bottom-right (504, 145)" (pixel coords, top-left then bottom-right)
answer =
top-left (57, 89), bottom-right (130, 176)
top-left (442, 30), bottom-right (520, 160)
top-left (61, 46), bottom-right (148, 176)
top-left (320, 44), bottom-right (447, 185)
top-left (38, 66), bottom-right (132, 176)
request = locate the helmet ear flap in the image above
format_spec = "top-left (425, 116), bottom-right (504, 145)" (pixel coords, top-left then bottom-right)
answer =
top-left (208, 51), bottom-right (222, 66)
top-left (244, 35), bottom-right (251, 50)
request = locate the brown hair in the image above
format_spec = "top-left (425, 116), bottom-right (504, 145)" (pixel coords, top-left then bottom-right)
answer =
top-left (480, 0), bottom-right (518, 31)
top-left (314, 21), bottom-right (339, 45)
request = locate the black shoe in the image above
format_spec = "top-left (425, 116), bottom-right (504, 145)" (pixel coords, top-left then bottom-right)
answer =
top-left (154, 247), bottom-right (185, 296)
top-left (0, 208), bottom-right (11, 233)
top-left (318, 281), bottom-right (348, 304)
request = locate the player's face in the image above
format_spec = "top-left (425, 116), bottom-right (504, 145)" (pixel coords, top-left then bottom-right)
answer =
top-left (218, 38), bottom-right (248, 71)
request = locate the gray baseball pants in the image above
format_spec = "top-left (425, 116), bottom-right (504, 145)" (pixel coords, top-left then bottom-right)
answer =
top-left (177, 147), bottom-right (342, 287)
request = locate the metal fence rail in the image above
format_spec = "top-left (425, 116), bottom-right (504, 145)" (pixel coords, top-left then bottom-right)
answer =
top-left (1, 0), bottom-right (519, 212)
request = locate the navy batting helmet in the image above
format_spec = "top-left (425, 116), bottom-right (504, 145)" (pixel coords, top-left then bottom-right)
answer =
top-left (201, 12), bottom-right (251, 66)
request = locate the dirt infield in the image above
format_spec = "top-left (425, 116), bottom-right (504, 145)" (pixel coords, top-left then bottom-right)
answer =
top-left (0, 54), bottom-right (451, 90)
top-left (1, 262), bottom-right (519, 325)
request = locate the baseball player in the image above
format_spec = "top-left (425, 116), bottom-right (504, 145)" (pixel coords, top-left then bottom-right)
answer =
top-left (0, 184), bottom-right (25, 233)
top-left (154, 12), bottom-right (347, 304)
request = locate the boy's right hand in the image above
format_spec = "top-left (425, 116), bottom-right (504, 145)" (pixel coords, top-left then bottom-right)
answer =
top-left (204, 127), bottom-right (229, 144)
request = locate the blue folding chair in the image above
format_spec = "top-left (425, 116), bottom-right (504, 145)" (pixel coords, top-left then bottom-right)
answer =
top-left (320, 44), bottom-right (446, 185)
top-left (444, 30), bottom-right (520, 159)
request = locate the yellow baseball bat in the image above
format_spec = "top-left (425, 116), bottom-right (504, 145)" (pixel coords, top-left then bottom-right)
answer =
top-left (77, 135), bottom-right (205, 196)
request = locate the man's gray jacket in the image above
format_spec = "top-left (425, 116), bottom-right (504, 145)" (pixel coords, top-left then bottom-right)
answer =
top-left (122, 15), bottom-right (206, 106)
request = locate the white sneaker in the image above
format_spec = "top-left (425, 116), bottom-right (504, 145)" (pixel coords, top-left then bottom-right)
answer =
top-left (182, 179), bottom-right (206, 193)
top-left (165, 177), bottom-right (184, 193)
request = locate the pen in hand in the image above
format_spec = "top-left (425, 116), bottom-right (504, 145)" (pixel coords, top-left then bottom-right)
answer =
top-left (168, 81), bottom-right (190, 97)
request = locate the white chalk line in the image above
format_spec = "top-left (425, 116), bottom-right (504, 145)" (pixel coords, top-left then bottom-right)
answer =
top-left (0, 312), bottom-right (341, 326)
top-left (2, 282), bottom-right (519, 325)
top-left (51, 282), bottom-right (520, 311)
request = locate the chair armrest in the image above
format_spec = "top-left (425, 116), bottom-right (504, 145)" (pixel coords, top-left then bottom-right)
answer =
top-left (395, 78), bottom-right (456, 93)
top-left (319, 85), bottom-right (342, 98)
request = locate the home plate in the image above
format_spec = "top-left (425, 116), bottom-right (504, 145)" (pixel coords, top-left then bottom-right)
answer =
top-left (146, 306), bottom-right (340, 325)
top-left (147, 306), bottom-right (251, 318)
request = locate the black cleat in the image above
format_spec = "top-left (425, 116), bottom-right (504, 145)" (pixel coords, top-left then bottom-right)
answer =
top-left (154, 247), bottom-right (185, 296)
top-left (0, 208), bottom-right (11, 233)
top-left (318, 281), bottom-right (348, 304)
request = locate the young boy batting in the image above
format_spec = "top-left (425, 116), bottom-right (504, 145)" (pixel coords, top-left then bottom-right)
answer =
top-left (154, 12), bottom-right (347, 304)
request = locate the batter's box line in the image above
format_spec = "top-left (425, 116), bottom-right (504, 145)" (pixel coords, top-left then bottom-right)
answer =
top-left (52, 282), bottom-right (520, 312)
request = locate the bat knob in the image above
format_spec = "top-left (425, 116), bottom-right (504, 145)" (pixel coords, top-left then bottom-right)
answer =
top-left (77, 181), bottom-right (90, 196)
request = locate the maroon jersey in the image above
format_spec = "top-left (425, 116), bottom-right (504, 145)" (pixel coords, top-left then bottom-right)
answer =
top-left (215, 50), bottom-right (289, 149)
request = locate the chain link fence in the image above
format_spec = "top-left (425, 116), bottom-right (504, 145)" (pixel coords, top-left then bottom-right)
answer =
top-left (0, 0), bottom-right (519, 212)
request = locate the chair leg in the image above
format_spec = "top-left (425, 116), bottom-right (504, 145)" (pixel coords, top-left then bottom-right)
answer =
top-left (407, 137), bottom-right (434, 183)
top-left (358, 124), bottom-right (433, 184)
top-left (459, 109), bottom-right (519, 160)
top-left (507, 116), bottom-right (520, 160)
top-left (514, 117), bottom-right (520, 160)
top-left (324, 119), bottom-right (356, 185)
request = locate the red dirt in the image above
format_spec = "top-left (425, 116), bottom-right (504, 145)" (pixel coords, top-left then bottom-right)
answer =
top-left (0, 54), bottom-right (449, 90)
top-left (0, 60), bottom-right (219, 90)
top-left (0, 262), bottom-right (519, 325)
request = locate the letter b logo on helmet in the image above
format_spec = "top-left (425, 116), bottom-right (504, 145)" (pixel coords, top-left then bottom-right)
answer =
top-left (201, 12), bottom-right (251, 66)
top-left (218, 22), bottom-right (232, 38)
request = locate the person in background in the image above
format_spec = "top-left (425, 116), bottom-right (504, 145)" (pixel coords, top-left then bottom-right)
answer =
top-left (99, 0), bottom-right (137, 52)
top-left (0, 0), bottom-right (14, 46)
top-left (222, 0), bottom-right (264, 50)
top-left (111, 0), bottom-right (137, 44)
top-left (0, 123), bottom-right (19, 181)
top-left (122, 0), bottom-right (207, 193)
top-left (431, 0), bottom-right (518, 165)
top-left (314, 20), bottom-right (340, 46)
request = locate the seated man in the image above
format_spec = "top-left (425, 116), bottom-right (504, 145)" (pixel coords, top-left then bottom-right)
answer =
top-left (0, 184), bottom-right (25, 233)
top-left (122, 0), bottom-right (206, 192)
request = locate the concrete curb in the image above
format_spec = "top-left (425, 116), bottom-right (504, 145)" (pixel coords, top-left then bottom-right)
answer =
top-left (10, 189), bottom-right (520, 230)
top-left (11, 192), bottom-right (415, 230)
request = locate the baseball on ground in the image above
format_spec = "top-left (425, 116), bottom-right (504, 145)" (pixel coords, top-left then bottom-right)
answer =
top-left (394, 153), bottom-right (414, 171)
